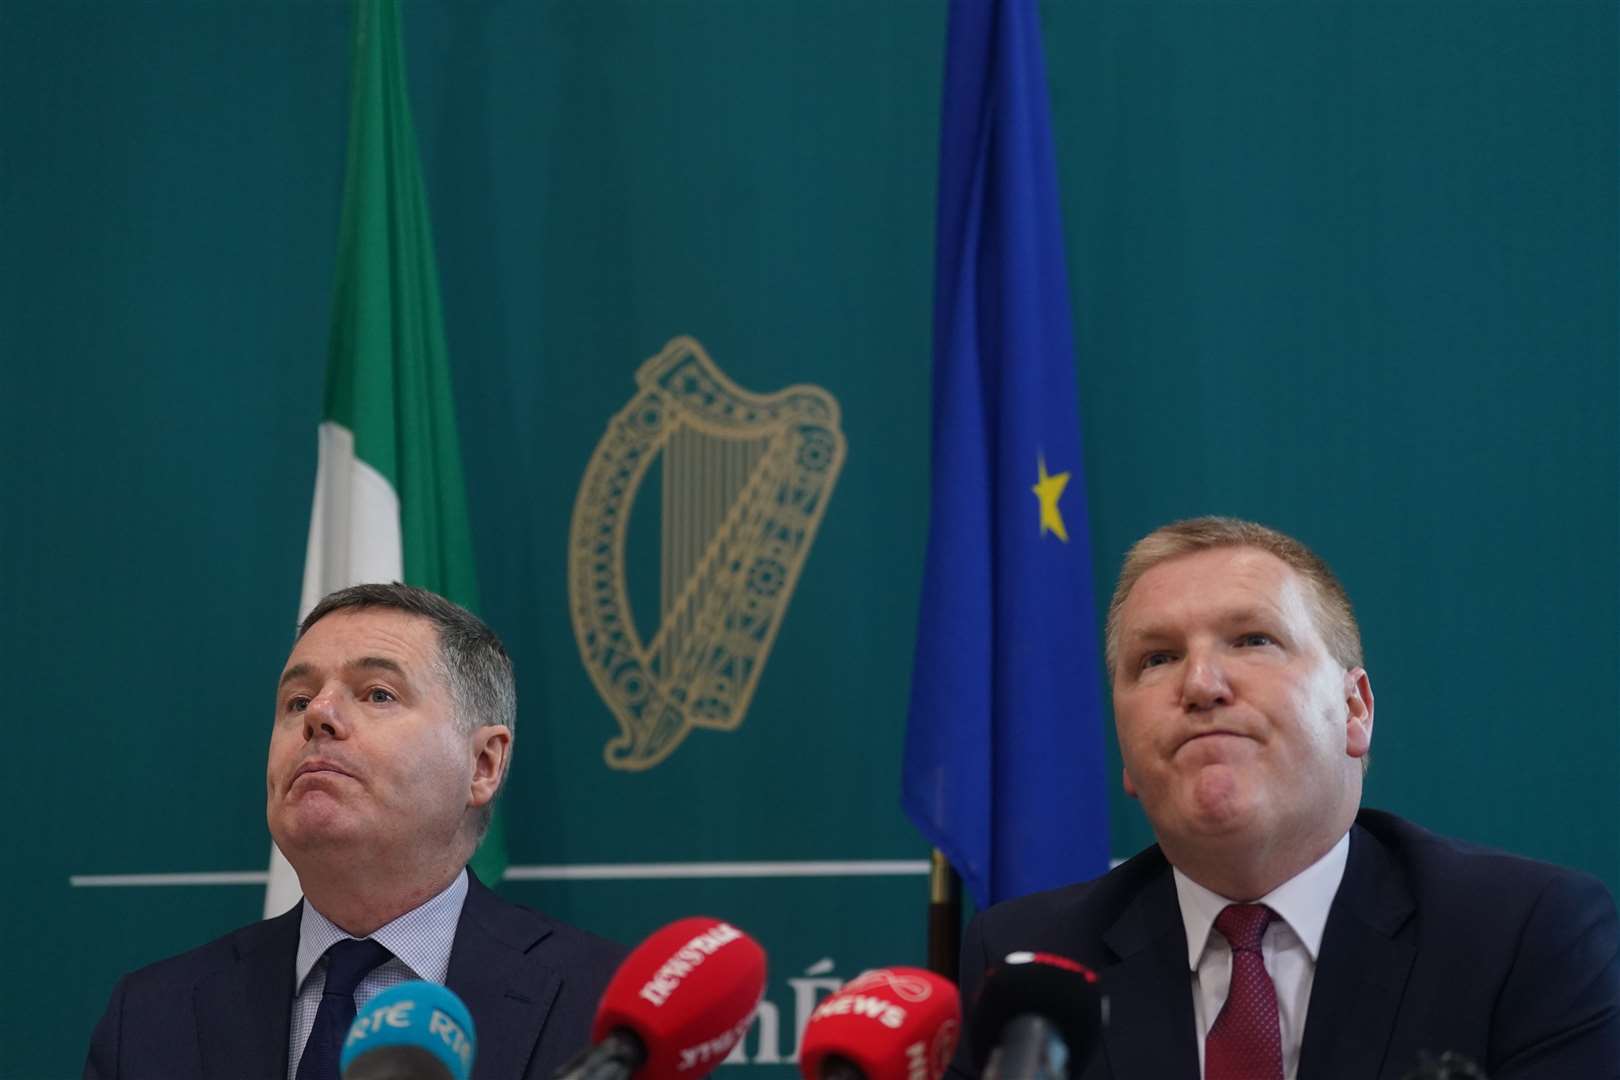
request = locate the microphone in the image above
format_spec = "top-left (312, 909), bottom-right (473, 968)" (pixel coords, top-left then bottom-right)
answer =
top-left (798, 966), bottom-right (961, 1080)
top-left (554, 917), bottom-right (768, 1080)
top-left (340, 980), bottom-right (476, 1080)
top-left (967, 952), bottom-right (1106, 1080)
top-left (1401, 1051), bottom-right (1489, 1079)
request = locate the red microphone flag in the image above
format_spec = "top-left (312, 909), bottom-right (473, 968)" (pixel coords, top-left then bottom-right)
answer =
top-left (592, 917), bottom-right (768, 1080)
top-left (799, 967), bottom-right (962, 1080)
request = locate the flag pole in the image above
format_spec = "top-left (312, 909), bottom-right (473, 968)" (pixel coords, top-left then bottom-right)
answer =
top-left (927, 848), bottom-right (962, 981)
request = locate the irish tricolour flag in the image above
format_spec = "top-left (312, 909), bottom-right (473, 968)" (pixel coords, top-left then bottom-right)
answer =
top-left (265, 0), bottom-right (505, 916)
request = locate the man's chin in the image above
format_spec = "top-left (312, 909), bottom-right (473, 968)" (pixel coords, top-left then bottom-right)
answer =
top-left (269, 807), bottom-right (368, 856)
top-left (1183, 809), bottom-right (1259, 839)
top-left (1178, 768), bottom-right (1262, 835)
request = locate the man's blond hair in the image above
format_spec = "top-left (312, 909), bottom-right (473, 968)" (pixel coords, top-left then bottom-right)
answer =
top-left (1104, 516), bottom-right (1363, 676)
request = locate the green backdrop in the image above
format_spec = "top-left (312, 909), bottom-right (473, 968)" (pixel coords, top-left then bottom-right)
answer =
top-left (2, 2), bottom-right (1615, 1078)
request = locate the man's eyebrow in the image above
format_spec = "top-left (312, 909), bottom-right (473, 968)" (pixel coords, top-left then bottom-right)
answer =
top-left (348, 656), bottom-right (407, 678)
top-left (277, 662), bottom-right (313, 690)
top-left (1216, 607), bottom-right (1283, 627)
top-left (276, 656), bottom-right (407, 689)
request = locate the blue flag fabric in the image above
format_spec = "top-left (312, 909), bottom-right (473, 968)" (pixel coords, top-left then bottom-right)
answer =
top-left (902, 0), bottom-right (1110, 910)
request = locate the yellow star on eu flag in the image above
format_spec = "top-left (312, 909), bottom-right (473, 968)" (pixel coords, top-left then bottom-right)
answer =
top-left (1031, 455), bottom-right (1070, 542)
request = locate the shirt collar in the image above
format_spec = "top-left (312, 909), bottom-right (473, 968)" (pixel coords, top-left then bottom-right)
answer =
top-left (1171, 830), bottom-right (1350, 971)
top-left (294, 868), bottom-right (469, 990)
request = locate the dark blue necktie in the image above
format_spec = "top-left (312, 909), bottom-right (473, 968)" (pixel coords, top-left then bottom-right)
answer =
top-left (295, 938), bottom-right (393, 1080)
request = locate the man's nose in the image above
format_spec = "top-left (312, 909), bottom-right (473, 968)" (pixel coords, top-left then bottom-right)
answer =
top-left (1179, 648), bottom-right (1232, 711)
top-left (302, 690), bottom-right (349, 741)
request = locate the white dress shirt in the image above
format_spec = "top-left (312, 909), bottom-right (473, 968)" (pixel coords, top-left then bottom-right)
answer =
top-left (1172, 832), bottom-right (1350, 1080)
top-left (286, 869), bottom-right (469, 1080)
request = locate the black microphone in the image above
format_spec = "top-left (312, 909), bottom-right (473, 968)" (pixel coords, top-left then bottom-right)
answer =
top-left (967, 951), bottom-right (1106, 1080)
top-left (1401, 1051), bottom-right (1489, 1079)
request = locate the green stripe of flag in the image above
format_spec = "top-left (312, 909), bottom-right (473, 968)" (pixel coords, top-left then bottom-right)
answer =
top-left (323, 0), bottom-right (503, 884)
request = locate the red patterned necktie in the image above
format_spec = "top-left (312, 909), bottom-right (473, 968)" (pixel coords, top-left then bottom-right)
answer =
top-left (1205, 904), bottom-right (1283, 1080)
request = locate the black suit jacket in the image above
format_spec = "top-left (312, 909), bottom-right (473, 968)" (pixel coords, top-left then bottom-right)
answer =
top-left (84, 872), bottom-right (627, 1080)
top-left (951, 810), bottom-right (1620, 1079)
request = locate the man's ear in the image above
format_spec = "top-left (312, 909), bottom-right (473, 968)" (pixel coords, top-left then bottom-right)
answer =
top-left (1122, 766), bottom-right (1140, 799)
top-left (1344, 668), bottom-right (1374, 759)
top-left (468, 725), bottom-right (512, 808)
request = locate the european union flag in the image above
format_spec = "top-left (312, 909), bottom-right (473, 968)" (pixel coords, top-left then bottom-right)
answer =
top-left (902, 0), bottom-right (1110, 910)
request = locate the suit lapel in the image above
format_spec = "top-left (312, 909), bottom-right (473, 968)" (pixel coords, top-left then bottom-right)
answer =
top-left (1298, 824), bottom-right (1417, 1079)
top-left (448, 874), bottom-right (563, 1080)
top-left (195, 905), bottom-right (302, 1080)
top-left (1095, 865), bottom-right (1200, 1080)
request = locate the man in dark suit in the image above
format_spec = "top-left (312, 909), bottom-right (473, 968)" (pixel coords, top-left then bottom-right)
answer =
top-left (954, 517), bottom-right (1620, 1080)
top-left (86, 583), bottom-right (626, 1080)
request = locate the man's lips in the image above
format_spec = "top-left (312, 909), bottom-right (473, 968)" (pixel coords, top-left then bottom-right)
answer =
top-left (289, 760), bottom-right (357, 789)
top-left (1177, 730), bottom-right (1251, 751)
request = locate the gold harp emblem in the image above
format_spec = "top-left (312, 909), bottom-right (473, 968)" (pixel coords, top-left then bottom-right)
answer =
top-left (568, 337), bottom-right (847, 771)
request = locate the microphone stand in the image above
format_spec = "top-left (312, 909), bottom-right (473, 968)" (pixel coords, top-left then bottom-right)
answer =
top-left (927, 850), bottom-right (963, 981)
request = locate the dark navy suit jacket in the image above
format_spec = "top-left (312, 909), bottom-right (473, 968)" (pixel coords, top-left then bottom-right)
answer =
top-left (84, 871), bottom-right (626, 1080)
top-left (951, 810), bottom-right (1620, 1079)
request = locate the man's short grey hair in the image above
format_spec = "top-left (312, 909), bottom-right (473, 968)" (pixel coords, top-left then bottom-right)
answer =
top-left (298, 582), bottom-right (515, 840)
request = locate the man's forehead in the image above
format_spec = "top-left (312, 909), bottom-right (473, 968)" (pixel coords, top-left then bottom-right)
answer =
top-left (1121, 546), bottom-right (1308, 627)
top-left (277, 653), bottom-right (409, 688)
top-left (281, 607), bottom-right (440, 673)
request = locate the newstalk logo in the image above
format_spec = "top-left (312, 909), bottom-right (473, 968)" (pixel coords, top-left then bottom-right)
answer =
top-left (639, 922), bottom-right (747, 1007)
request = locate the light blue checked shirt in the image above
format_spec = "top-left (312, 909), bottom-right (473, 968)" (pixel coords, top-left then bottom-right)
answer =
top-left (286, 868), bottom-right (468, 1080)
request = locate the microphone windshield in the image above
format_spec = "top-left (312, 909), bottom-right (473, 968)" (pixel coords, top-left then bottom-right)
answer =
top-left (798, 967), bottom-right (961, 1080)
top-left (341, 980), bottom-right (477, 1080)
top-left (966, 952), bottom-right (1105, 1072)
top-left (592, 916), bottom-right (767, 1080)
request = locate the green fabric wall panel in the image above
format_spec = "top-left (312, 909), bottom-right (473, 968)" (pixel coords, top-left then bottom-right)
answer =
top-left (2, 2), bottom-right (1615, 1077)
